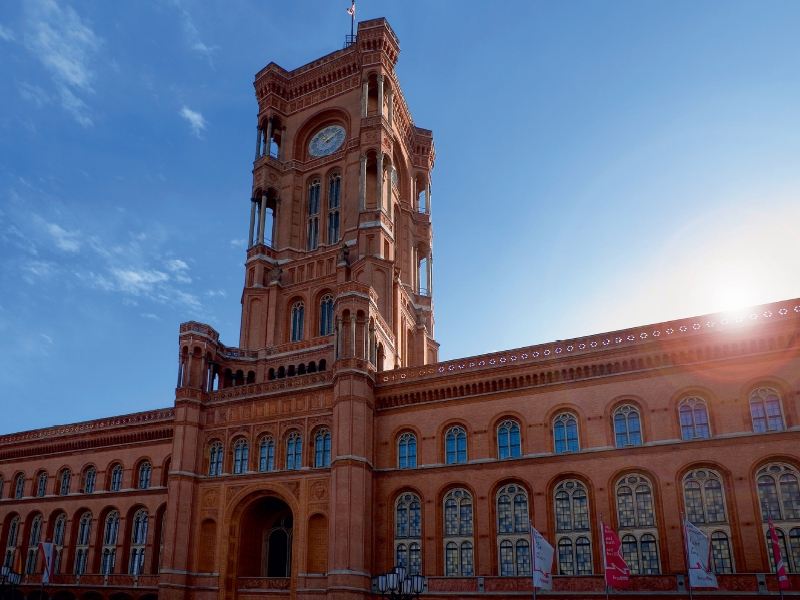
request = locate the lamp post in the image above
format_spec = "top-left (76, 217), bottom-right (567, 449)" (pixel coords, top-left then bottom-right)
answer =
top-left (373, 566), bottom-right (425, 600)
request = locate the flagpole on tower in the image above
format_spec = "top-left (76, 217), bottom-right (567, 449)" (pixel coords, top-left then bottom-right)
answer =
top-left (680, 512), bottom-right (694, 600)
top-left (350, 0), bottom-right (355, 39)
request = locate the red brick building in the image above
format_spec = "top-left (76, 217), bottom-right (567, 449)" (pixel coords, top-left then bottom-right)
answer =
top-left (2, 18), bottom-right (799, 600)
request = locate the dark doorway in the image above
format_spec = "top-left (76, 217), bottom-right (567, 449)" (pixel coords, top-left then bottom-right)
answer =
top-left (237, 496), bottom-right (293, 579)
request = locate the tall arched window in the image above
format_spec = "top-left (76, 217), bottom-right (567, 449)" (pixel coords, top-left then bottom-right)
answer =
top-left (307, 179), bottom-right (320, 250)
top-left (683, 469), bottom-right (734, 573)
top-left (291, 301), bottom-right (305, 342)
top-left (328, 173), bottom-right (341, 243)
top-left (26, 514), bottom-right (42, 574)
top-left (5, 516), bottom-right (19, 569)
top-left (497, 484), bottom-right (531, 576)
top-left (319, 294), bottom-right (334, 336)
top-left (395, 492), bottom-right (422, 575)
top-left (443, 488), bottom-right (474, 576)
top-left (757, 463), bottom-right (800, 573)
top-left (14, 474), bottom-right (24, 499)
top-left (554, 412), bottom-right (580, 453)
top-left (110, 464), bottom-right (123, 491)
top-left (208, 442), bottom-right (223, 476)
top-left (53, 514), bottom-right (66, 574)
top-left (74, 511), bottom-right (91, 574)
top-left (129, 509), bottom-right (148, 574)
top-left (445, 426), bottom-right (467, 465)
top-left (314, 429), bottom-right (331, 468)
top-left (614, 405), bottom-right (643, 447)
top-left (101, 510), bottom-right (119, 575)
top-left (138, 462), bottom-right (152, 489)
top-left (233, 439), bottom-right (249, 474)
top-left (259, 436), bottom-right (275, 472)
top-left (84, 467), bottom-right (97, 494)
top-left (615, 474), bottom-right (659, 574)
top-left (286, 431), bottom-right (302, 470)
top-left (750, 387), bottom-right (785, 433)
top-left (554, 480), bottom-right (592, 575)
top-left (36, 472), bottom-right (47, 497)
top-left (398, 432), bottom-right (417, 469)
top-left (679, 397), bottom-right (711, 440)
top-left (59, 469), bottom-right (71, 495)
top-left (497, 420), bottom-right (521, 459)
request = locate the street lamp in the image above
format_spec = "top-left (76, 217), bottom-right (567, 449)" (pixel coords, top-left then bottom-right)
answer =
top-left (373, 566), bottom-right (425, 600)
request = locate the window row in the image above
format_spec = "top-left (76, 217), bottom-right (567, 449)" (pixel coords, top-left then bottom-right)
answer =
top-left (394, 388), bottom-right (790, 468)
top-left (306, 174), bottom-right (341, 251)
top-left (207, 429), bottom-right (332, 476)
top-left (391, 463), bottom-right (800, 577)
top-left (3, 507), bottom-right (164, 576)
top-left (0, 460), bottom-right (165, 500)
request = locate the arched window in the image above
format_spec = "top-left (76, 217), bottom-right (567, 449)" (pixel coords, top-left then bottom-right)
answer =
top-left (138, 462), bottom-right (152, 489)
top-left (445, 426), bottom-right (467, 465)
top-left (615, 474), bottom-right (659, 574)
top-left (208, 442), bottom-right (223, 476)
top-left (554, 412), bottom-right (579, 453)
top-left (319, 294), bottom-right (334, 336)
top-left (129, 509), bottom-right (148, 574)
top-left (750, 387), bottom-right (785, 433)
top-left (497, 484), bottom-right (531, 576)
top-left (5, 516), bottom-right (19, 569)
top-left (259, 436), bottom-right (275, 472)
top-left (443, 488), bottom-right (474, 576)
top-left (328, 173), bottom-right (341, 243)
top-left (395, 492), bottom-right (422, 575)
top-left (110, 464), bottom-right (123, 491)
top-left (683, 469), bottom-right (734, 573)
top-left (497, 420), bottom-right (521, 459)
top-left (291, 301), bottom-right (305, 342)
top-left (233, 439), bottom-right (249, 474)
top-left (286, 431), bottom-right (302, 470)
top-left (14, 474), bottom-right (24, 499)
top-left (84, 467), bottom-right (97, 494)
top-left (314, 429), bottom-right (331, 468)
top-left (101, 510), bottom-right (120, 574)
top-left (53, 514), bottom-right (66, 574)
top-left (36, 472), bottom-right (47, 497)
top-left (74, 511), bottom-right (91, 574)
top-left (307, 179), bottom-right (320, 250)
top-left (614, 405), bottom-right (643, 447)
top-left (398, 432), bottom-right (417, 469)
top-left (757, 463), bottom-right (800, 573)
top-left (554, 480), bottom-right (592, 575)
top-left (59, 469), bottom-right (71, 496)
top-left (679, 397), bottom-right (711, 440)
top-left (26, 514), bottom-right (43, 574)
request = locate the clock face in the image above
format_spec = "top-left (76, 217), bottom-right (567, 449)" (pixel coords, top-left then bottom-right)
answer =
top-left (308, 125), bottom-right (346, 157)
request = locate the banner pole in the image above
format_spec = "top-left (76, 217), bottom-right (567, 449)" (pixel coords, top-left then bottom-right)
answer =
top-left (532, 532), bottom-right (537, 600)
top-left (680, 513), bottom-right (693, 600)
top-left (599, 515), bottom-right (609, 600)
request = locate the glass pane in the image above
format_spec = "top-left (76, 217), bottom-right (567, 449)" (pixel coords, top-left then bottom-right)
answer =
top-left (554, 421), bottom-right (566, 454)
top-left (758, 476), bottom-right (782, 520)
top-left (558, 538), bottom-right (574, 575)
top-left (640, 534), bottom-right (659, 574)
top-left (498, 427), bottom-right (509, 459)
top-left (680, 405), bottom-right (695, 440)
top-left (408, 437), bottom-right (417, 468)
top-left (457, 433), bottom-right (467, 463)
top-left (636, 485), bottom-right (655, 527)
top-left (780, 475), bottom-right (800, 519)
top-left (694, 405), bottom-right (710, 438)
top-left (396, 544), bottom-right (407, 569)
top-left (765, 398), bottom-right (783, 431)
top-left (460, 542), bottom-right (474, 576)
top-left (617, 486), bottom-right (634, 528)
top-left (409, 543), bottom-right (421, 575)
top-left (516, 540), bottom-right (531, 576)
top-left (445, 543), bottom-right (458, 576)
top-left (573, 490), bottom-right (589, 530)
top-left (627, 412), bottom-right (642, 446)
top-left (498, 495), bottom-right (512, 533)
top-left (556, 491), bottom-right (572, 531)
top-left (396, 503), bottom-right (408, 537)
top-left (500, 540), bottom-right (514, 576)
top-left (510, 426), bottom-right (521, 458)
top-left (751, 400), bottom-right (767, 433)
top-left (704, 480), bottom-right (727, 523)
top-left (622, 535), bottom-right (639, 575)
top-left (576, 537), bottom-right (592, 575)
top-left (445, 500), bottom-right (458, 536)
top-left (514, 494), bottom-right (528, 532)
top-left (711, 532), bottom-right (733, 574)
top-left (566, 419), bottom-right (579, 452)
top-left (614, 413), bottom-right (628, 447)
top-left (460, 500), bottom-right (473, 536)
top-left (409, 502), bottom-right (421, 537)
top-left (446, 434), bottom-right (456, 465)
top-left (789, 529), bottom-right (800, 574)
top-left (684, 481), bottom-right (705, 524)
top-left (399, 439), bottom-right (407, 469)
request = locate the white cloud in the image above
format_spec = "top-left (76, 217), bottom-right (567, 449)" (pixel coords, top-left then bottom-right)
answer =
top-left (205, 289), bottom-right (226, 297)
top-left (165, 259), bottom-right (188, 272)
top-left (40, 333), bottom-right (53, 344)
top-left (171, 1), bottom-right (217, 60)
top-left (180, 107), bottom-right (206, 138)
top-left (140, 313), bottom-right (160, 320)
top-left (0, 23), bottom-right (16, 42)
top-left (23, 0), bottom-right (101, 126)
top-left (46, 222), bottom-right (81, 251)
top-left (19, 82), bottom-right (50, 108)
top-left (230, 238), bottom-right (245, 248)
top-left (110, 268), bottom-right (169, 294)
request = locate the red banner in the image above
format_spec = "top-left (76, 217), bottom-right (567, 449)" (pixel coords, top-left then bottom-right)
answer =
top-left (602, 521), bottom-right (630, 587)
top-left (769, 518), bottom-right (789, 590)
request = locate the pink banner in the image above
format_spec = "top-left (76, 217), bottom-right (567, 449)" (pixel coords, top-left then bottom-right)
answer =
top-left (601, 521), bottom-right (630, 588)
top-left (769, 518), bottom-right (789, 590)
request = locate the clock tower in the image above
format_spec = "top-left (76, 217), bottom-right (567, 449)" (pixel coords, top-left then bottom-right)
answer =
top-left (239, 17), bottom-right (437, 373)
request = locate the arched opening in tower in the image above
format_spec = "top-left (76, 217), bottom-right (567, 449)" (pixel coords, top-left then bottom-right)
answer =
top-left (237, 496), bottom-right (293, 579)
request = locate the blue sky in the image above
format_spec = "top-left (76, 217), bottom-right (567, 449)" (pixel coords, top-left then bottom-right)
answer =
top-left (1, 1), bottom-right (799, 434)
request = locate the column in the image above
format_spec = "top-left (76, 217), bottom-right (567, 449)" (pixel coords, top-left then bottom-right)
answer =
top-left (334, 317), bottom-right (340, 360)
top-left (427, 251), bottom-right (433, 298)
top-left (412, 177), bottom-right (417, 212)
top-left (376, 153), bottom-right (384, 212)
top-left (358, 155), bottom-right (366, 212)
top-left (387, 89), bottom-right (394, 126)
top-left (361, 80), bottom-right (369, 118)
top-left (368, 322), bottom-right (375, 364)
top-left (426, 180), bottom-right (432, 215)
top-left (176, 355), bottom-right (184, 387)
top-left (254, 127), bottom-right (262, 161)
top-left (273, 198), bottom-right (280, 248)
top-left (257, 195), bottom-right (267, 245)
top-left (336, 316), bottom-right (343, 359)
top-left (377, 74), bottom-right (384, 118)
top-left (248, 198), bottom-right (257, 248)
top-left (265, 118), bottom-right (273, 157)
top-left (350, 314), bottom-right (357, 358)
top-left (362, 319), bottom-right (368, 360)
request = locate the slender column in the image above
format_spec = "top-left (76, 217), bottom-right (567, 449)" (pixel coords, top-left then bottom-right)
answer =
top-left (334, 316), bottom-right (340, 360)
top-left (367, 322), bottom-right (375, 364)
top-left (427, 251), bottom-right (433, 298)
top-left (254, 127), bottom-right (262, 161)
top-left (350, 314), bottom-right (357, 358)
top-left (376, 153), bottom-right (384, 212)
top-left (272, 198), bottom-right (280, 248)
top-left (257, 195), bottom-right (267, 245)
top-left (412, 177), bottom-right (417, 212)
top-left (361, 80), bottom-right (369, 117)
top-left (426, 180), bottom-right (432, 215)
top-left (387, 89), bottom-right (394, 126)
top-left (358, 155), bottom-right (367, 211)
top-left (336, 316), bottom-right (343, 359)
top-left (377, 74), bottom-right (384, 118)
top-left (265, 119), bottom-right (274, 157)
top-left (177, 355), bottom-right (184, 387)
top-left (248, 198), bottom-right (257, 248)
top-left (362, 319), bottom-right (368, 360)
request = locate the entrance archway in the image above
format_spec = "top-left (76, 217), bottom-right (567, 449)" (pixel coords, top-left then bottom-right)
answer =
top-left (237, 496), bottom-right (293, 579)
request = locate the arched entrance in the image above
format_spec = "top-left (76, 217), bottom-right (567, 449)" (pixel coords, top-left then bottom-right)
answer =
top-left (237, 496), bottom-right (293, 581)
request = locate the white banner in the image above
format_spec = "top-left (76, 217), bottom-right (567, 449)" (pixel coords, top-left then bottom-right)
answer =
top-left (531, 526), bottom-right (554, 590)
top-left (683, 520), bottom-right (718, 588)
top-left (39, 542), bottom-right (55, 583)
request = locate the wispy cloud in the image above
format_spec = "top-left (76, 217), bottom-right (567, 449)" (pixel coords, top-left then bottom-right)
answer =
top-left (205, 289), bottom-right (226, 298)
top-left (23, 0), bottom-right (102, 126)
top-left (180, 106), bottom-right (206, 138)
top-left (140, 313), bottom-right (160, 320)
top-left (46, 222), bottom-right (81, 251)
top-left (172, 1), bottom-right (217, 61)
top-left (230, 238), bottom-right (245, 248)
top-left (165, 258), bottom-right (191, 283)
top-left (19, 82), bottom-right (50, 108)
top-left (0, 23), bottom-right (16, 42)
